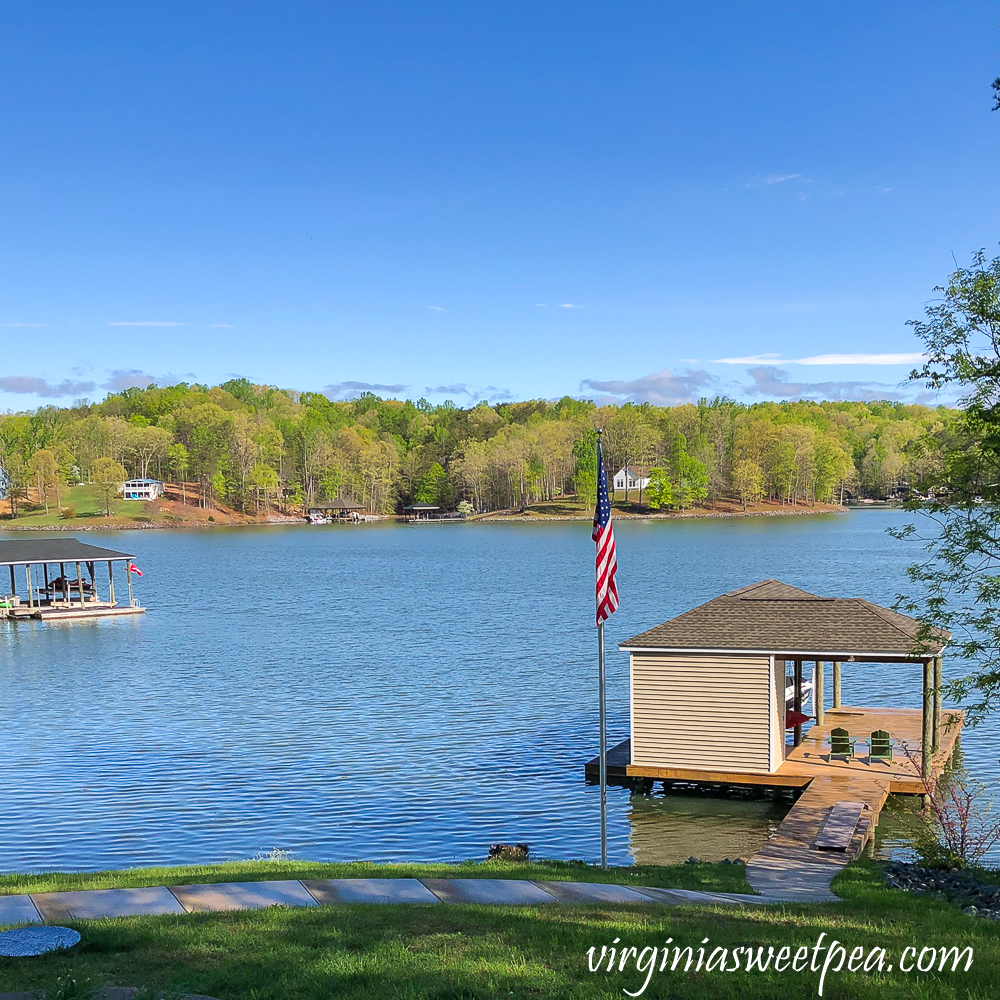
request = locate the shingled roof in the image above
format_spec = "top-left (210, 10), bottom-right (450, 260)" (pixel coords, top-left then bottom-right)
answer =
top-left (620, 579), bottom-right (949, 658)
top-left (0, 538), bottom-right (135, 566)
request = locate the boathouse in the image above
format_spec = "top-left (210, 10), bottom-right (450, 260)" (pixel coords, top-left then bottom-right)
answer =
top-left (403, 503), bottom-right (440, 521)
top-left (0, 538), bottom-right (145, 621)
top-left (617, 580), bottom-right (953, 780)
top-left (590, 579), bottom-right (963, 896)
top-left (307, 499), bottom-right (365, 522)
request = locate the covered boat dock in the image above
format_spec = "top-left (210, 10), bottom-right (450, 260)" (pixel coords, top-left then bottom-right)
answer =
top-left (0, 538), bottom-right (145, 621)
top-left (587, 579), bottom-right (962, 897)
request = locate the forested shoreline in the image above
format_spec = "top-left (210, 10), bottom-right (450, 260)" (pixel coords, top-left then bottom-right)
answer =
top-left (0, 380), bottom-right (962, 518)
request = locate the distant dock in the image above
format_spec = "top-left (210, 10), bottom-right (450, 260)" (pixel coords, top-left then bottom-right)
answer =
top-left (1, 538), bottom-right (145, 622)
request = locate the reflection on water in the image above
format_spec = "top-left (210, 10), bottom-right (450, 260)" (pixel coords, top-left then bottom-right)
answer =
top-left (626, 787), bottom-right (789, 865)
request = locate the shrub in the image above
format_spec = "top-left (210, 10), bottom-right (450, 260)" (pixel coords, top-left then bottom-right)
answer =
top-left (59, 506), bottom-right (76, 519)
top-left (903, 745), bottom-right (1000, 868)
top-left (207, 514), bottom-right (215, 522)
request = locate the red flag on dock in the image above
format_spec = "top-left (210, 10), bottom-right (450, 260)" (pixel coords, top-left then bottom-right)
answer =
top-left (128, 563), bottom-right (142, 576)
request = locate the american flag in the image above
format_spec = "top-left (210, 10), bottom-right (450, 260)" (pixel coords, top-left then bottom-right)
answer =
top-left (592, 436), bottom-right (618, 625)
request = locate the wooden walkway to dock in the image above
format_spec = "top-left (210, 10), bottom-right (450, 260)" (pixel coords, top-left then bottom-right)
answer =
top-left (587, 705), bottom-right (964, 900)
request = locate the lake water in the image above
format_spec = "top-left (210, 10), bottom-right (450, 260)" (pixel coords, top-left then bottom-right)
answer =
top-left (1, 511), bottom-right (996, 872)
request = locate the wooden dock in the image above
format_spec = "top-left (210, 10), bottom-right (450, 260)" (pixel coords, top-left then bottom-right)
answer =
top-left (586, 705), bottom-right (963, 899)
top-left (3, 601), bottom-right (145, 621)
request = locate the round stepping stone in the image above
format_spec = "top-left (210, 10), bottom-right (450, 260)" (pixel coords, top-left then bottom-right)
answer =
top-left (0, 925), bottom-right (81, 957)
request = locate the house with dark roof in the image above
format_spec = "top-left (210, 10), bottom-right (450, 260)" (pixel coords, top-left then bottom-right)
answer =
top-left (619, 580), bottom-right (950, 777)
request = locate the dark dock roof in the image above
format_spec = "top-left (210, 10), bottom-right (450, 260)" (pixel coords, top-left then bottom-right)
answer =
top-left (310, 499), bottom-right (363, 510)
top-left (0, 538), bottom-right (136, 567)
top-left (620, 579), bottom-right (949, 658)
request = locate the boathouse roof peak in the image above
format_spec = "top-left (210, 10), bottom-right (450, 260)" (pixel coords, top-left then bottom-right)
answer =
top-left (0, 538), bottom-right (136, 567)
top-left (621, 578), bottom-right (949, 659)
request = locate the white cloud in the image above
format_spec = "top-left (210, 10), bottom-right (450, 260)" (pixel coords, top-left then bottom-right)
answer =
top-left (745, 173), bottom-right (807, 189)
top-left (427, 306), bottom-right (446, 312)
top-left (534, 303), bottom-right (546, 307)
top-left (0, 375), bottom-right (96, 397)
top-left (559, 303), bottom-right (582, 309)
top-left (108, 321), bottom-right (186, 327)
top-left (580, 368), bottom-right (715, 406)
top-left (741, 365), bottom-right (903, 402)
top-left (207, 323), bottom-right (235, 329)
top-left (102, 369), bottom-right (196, 392)
top-left (677, 357), bottom-right (700, 364)
top-left (713, 352), bottom-right (925, 366)
top-left (713, 353), bottom-right (782, 364)
top-left (793, 352), bottom-right (925, 366)
top-left (323, 380), bottom-right (408, 400)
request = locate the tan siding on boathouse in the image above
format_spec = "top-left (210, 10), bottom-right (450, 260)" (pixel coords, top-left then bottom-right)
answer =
top-left (630, 652), bottom-right (774, 773)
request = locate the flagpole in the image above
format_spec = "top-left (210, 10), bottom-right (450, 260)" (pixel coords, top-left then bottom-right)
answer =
top-left (598, 618), bottom-right (608, 868)
top-left (596, 427), bottom-right (608, 869)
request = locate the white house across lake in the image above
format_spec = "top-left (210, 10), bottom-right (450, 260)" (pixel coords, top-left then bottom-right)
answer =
top-left (612, 467), bottom-right (648, 493)
top-left (122, 478), bottom-right (165, 501)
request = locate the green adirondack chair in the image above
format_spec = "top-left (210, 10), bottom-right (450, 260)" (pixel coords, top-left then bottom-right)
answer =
top-left (830, 727), bottom-right (854, 761)
top-left (869, 729), bottom-right (893, 763)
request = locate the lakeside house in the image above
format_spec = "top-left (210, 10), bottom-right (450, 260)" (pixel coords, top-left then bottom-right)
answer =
top-left (612, 467), bottom-right (648, 494)
top-left (122, 478), bottom-right (165, 501)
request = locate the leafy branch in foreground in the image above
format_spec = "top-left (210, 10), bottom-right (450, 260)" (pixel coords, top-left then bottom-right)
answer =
top-left (894, 248), bottom-right (1000, 721)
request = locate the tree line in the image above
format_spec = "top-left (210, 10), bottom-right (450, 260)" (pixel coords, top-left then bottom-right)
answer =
top-left (0, 379), bottom-right (963, 517)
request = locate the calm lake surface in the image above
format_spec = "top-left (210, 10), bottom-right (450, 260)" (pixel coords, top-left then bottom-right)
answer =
top-left (1, 510), bottom-right (996, 872)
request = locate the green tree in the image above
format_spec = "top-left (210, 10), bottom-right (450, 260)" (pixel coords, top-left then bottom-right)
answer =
top-left (28, 448), bottom-right (60, 514)
top-left (166, 443), bottom-right (190, 504)
top-left (895, 249), bottom-right (1000, 719)
top-left (415, 462), bottom-right (452, 507)
top-left (645, 468), bottom-right (673, 510)
top-left (91, 457), bottom-right (126, 516)
top-left (572, 431), bottom-right (598, 509)
top-left (733, 458), bottom-right (765, 511)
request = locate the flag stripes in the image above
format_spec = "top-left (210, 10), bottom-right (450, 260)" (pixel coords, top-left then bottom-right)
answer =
top-left (593, 436), bottom-right (618, 625)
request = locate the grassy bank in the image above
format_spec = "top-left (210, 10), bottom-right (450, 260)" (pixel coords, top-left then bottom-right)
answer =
top-left (0, 857), bottom-right (751, 896)
top-left (0, 861), bottom-right (993, 999)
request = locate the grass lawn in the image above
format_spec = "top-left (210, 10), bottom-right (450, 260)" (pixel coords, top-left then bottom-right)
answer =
top-left (0, 861), bottom-right (996, 999)
top-left (0, 857), bottom-right (751, 897)
top-left (1, 484), bottom-right (163, 527)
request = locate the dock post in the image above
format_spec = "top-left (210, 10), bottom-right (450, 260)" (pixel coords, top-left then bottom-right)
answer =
top-left (832, 661), bottom-right (841, 708)
top-left (126, 561), bottom-right (134, 607)
top-left (42, 564), bottom-right (49, 603)
top-left (75, 562), bottom-right (85, 608)
top-left (932, 656), bottom-right (942, 752)
top-left (922, 659), bottom-right (933, 779)
top-left (108, 562), bottom-right (115, 606)
top-left (24, 565), bottom-right (34, 609)
top-left (815, 661), bottom-right (824, 726)
top-left (793, 658), bottom-right (803, 746)
top-left (59, 563), bottom-right (66, 606)
top-left (8, 565), bottom-right (15, 596)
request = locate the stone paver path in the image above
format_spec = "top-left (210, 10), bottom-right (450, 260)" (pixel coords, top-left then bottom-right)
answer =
top-left (0, 874), bottom-right (841, 928)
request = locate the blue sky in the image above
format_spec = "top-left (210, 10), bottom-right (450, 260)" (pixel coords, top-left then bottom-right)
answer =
top-left (1, 1), bottom-right (998, 412)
